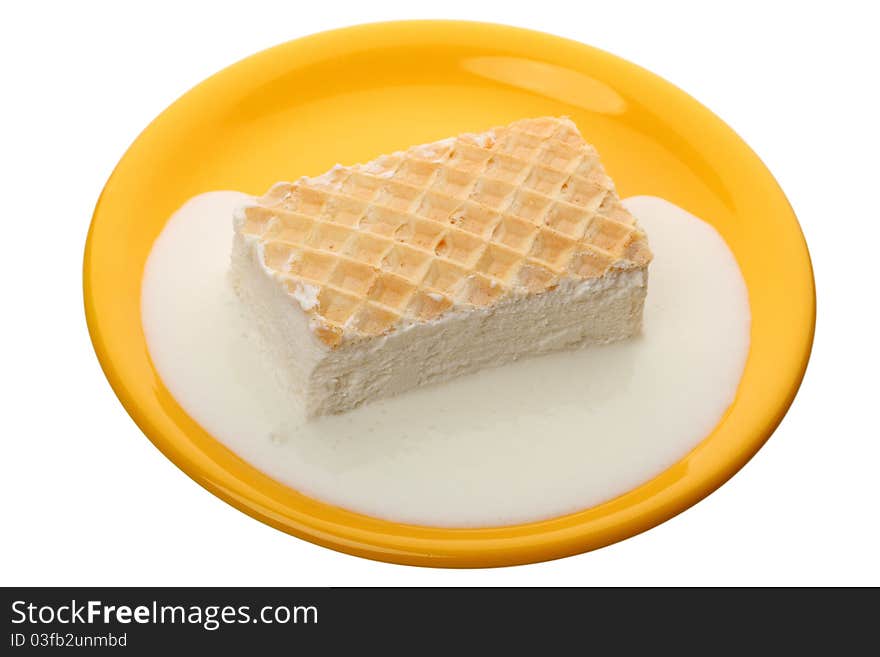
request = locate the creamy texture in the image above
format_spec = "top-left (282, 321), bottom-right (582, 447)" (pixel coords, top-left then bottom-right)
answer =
top-left (232, 227), bottom-right (647, 416)
top-left (142, 193), bottom-right (750, 528)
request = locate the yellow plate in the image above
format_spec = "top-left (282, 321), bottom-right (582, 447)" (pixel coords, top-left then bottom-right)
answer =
top-left (84, 20), bottom-right (814, 567)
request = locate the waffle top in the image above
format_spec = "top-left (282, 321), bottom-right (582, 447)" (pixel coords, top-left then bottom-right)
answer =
top-left (235, 117), bottom-right (651, 348)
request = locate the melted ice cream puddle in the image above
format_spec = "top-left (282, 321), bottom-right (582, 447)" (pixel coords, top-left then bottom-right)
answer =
top-left (142, 193), bottom-right (750, 527)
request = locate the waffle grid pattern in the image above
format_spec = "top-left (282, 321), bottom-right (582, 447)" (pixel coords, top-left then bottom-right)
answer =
top-left (237, 117), bottom-right (651, 346)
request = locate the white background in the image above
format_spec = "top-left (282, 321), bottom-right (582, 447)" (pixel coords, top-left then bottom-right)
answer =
top-left (2, 0), bottom-right (877, 586)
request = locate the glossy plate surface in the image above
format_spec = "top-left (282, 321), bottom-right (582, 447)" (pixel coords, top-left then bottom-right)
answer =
top-left (84, 21), bottom-right (814, 567)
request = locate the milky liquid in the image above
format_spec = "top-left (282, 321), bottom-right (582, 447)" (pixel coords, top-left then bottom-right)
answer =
top-left (142, 193), bottom-right (750, 527)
